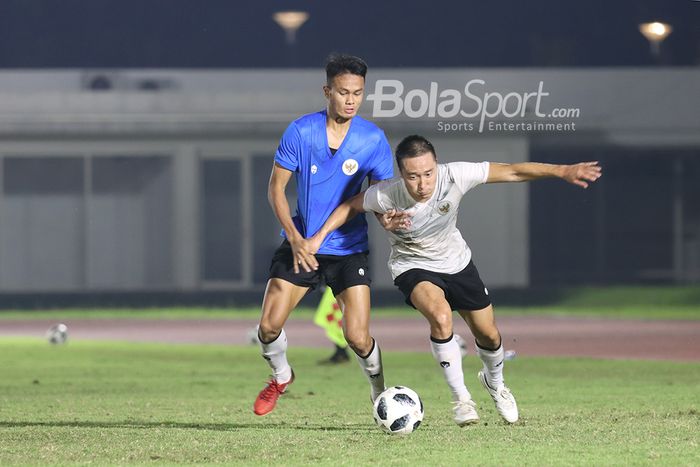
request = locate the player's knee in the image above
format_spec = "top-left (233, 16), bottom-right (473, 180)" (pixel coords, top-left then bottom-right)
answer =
top-left (430, 311), bottom-right (453, 336)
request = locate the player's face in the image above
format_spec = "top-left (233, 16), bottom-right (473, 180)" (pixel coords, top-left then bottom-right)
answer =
top-left (324, 73), bottom-right (364, 121)
top-left (400, 152), bottom-right (438, 202)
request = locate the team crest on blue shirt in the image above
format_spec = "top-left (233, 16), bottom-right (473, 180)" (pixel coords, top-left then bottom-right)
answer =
top-left (311, 164), bottom-right (318, 174)
top-left (342, 159), bottom-right (359, 176)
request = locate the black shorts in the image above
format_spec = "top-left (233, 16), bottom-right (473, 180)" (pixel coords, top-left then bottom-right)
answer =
top-left (394, 260), bottom-right (491, 311)
top-left (268, 240), bottom-right (371, 296)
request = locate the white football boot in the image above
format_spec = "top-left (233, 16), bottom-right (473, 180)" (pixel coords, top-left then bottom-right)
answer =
top-left (452, 397), bottom-right (480, 426)
top-left (478, 371), bottom-right (518, 423)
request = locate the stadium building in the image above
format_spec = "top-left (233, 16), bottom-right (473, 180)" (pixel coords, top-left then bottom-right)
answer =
top-left (0, 68), bottom-right (698, 305)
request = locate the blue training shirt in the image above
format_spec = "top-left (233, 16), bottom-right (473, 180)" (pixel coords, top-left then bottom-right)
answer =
top-left (274, 110), bottom-right (394, 255)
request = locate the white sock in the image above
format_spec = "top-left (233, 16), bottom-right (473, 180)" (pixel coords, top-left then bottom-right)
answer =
top-left (476, 342), bottom-right (505, 388)
top-left (430, 335), bottom-right (471, 402)
top-left (259, 328), bottom-right (292, 384)
top-left (354, 338), bottom-right (385, 400)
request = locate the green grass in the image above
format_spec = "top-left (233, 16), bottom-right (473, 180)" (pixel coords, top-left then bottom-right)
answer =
top-left (0, 286), bottom-right (698, 321)
top-left (493, 305), bottom-right (700, 320)
top-left (493, 285), bottom-right (700, 320)
top-left (0, 307), bottom-right (274, 321)
top-left (549, 286), bottom-right (700, 307)
top-left (0, 305), bottom-right (697, 322)
top-left (0, 338), bottom-right (698, 465)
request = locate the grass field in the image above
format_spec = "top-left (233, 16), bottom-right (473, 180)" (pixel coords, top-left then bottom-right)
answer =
top-left (0, 338), bottom-right (698, 465)
top-left (1, 286), bottom-right (698, 321)
top-left (0, 304), bottom-right (699, 321)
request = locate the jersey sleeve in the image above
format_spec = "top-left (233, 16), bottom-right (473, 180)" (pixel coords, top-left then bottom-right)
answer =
top-left (274, 122), bottom-right (302, 171)
top-left (449, 161), bottom-right (490, 194)
top-left (367, 132), bottom-right (394, 182)
top-left (362, 181), bottom-right (393, 214)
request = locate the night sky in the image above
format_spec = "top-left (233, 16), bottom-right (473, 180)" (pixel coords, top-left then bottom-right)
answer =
top-left (0, 0), bottom-right (697, 68)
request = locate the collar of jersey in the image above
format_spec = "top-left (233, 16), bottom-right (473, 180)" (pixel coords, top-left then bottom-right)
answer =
top-left (317, 109), bottom-right (359, 158)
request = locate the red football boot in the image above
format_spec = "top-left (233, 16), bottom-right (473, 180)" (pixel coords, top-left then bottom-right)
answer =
top-left (253, 370), bottom-right (295, 416)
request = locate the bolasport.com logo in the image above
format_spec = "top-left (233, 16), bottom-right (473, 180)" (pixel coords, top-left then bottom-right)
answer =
top-left (366, 79), bottom-right (580, 134)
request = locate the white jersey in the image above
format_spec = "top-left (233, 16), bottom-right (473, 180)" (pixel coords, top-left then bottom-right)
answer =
top-left (363, 162), bottom-right (489, 280)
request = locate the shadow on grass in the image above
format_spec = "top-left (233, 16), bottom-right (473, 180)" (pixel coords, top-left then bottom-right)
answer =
top-left (0, 420), bottom-right (372, 432)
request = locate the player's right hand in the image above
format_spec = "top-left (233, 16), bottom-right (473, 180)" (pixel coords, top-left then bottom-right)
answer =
top-left (289, 236), bottom-right (319, 274)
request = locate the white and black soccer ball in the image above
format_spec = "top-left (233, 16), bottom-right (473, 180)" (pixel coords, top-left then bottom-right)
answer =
top-left (46, 323), bottom-right (68, 345)
top-left (372, 386), bottom-right (424, 435)
top-left (246, 325), bottom-right (261, 345)
top-left (454, 333), bottom-right (468, 358)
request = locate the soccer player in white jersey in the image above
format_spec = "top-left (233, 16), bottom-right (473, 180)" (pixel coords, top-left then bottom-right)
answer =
top-left (298, 135), bottom-right (602, 425)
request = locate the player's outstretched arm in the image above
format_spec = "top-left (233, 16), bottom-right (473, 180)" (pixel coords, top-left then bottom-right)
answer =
top-left (487, 161), bottom-right (602, 188)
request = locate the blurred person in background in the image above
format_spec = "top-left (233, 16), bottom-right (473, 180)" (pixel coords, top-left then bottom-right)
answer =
top-left (314, 286), bottom-right (350, 364)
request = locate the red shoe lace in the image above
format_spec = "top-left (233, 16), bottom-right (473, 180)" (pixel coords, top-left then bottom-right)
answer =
top-left (259, 380), bottom-right (283, 402)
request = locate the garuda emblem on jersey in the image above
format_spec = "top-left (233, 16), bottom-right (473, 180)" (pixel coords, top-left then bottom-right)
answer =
top-left (437, 201), bottom-right (452, 215)
top-left (342, 159), bottom-right (359, 176)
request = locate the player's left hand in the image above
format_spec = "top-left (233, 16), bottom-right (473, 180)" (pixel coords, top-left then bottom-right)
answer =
top-left (562, 161), bottom-right (602, 188)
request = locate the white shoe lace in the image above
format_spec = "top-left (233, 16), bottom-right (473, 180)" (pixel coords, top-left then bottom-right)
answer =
top-left (453, 399), bottom-right (477, 415)
top-left (453, 399), bottom-right (470, 409)
top-left (496, 386), bottom-right (516, 407)
top-left (452, 399), bottom-right (479, 425)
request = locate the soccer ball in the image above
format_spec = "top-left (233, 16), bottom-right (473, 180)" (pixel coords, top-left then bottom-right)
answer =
top-left (246, 325), bottom-right (260, 345)
top-left (372, 386), bottom-right (424, 435)
top-left (46, 323), bottom-right (68, 345)
top-left (454, 333), bottom-right (468, 358)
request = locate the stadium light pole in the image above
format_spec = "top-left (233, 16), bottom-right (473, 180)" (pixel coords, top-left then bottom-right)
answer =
top-left (273, 11), bottom-right (309, 45)
top-left (638, 21), bottom-right (673, 61)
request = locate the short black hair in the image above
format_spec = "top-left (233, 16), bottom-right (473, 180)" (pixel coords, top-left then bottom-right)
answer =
top-left (325, 53), bottom-right (368, 85)
top-left (395, 135), bottom-right (437, 170)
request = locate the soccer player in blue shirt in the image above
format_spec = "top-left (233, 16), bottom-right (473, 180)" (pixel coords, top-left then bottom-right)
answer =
top-left (253, 54), bottom-right (397, 416)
